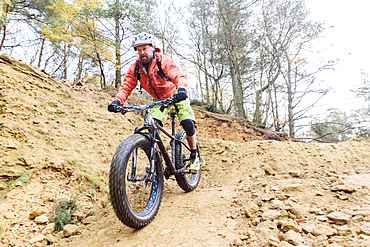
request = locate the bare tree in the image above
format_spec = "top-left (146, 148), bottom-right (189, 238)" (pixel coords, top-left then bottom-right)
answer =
top-left (260, 0), bottom-right (330, 137)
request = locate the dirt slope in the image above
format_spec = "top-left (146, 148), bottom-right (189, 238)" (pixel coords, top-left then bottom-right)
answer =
top-left (1, 54), bottom-right (370, 247)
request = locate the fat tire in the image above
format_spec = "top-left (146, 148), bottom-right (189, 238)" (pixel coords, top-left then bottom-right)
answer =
top-left (109, 134), bottom-right (164, 229)
top-left (174, 129), bottom-right (201, 192)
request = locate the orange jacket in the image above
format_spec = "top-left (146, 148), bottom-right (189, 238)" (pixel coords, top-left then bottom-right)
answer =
top-left (114, 52), bottom-right (188, 104)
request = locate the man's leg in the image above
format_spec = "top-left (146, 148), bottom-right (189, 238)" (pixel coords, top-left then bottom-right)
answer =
top-left (186, 133), bottom-right (197, 150)
top-left (181, 119), bottom-right (200, 173)
top-left (175, 98), bottom-right (200, 173)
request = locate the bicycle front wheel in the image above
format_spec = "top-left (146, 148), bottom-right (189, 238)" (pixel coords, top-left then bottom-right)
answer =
top-left (109, 134), bottom-right (164, 229)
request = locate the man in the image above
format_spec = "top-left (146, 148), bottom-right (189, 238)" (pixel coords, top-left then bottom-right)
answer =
top-left (108, 32), bottom-right (200, 174)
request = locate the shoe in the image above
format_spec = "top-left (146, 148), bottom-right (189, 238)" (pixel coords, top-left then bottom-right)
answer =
top-left (189, 156), bottom-right (200, 174)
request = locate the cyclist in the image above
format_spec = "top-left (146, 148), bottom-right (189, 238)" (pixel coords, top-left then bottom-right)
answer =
top-left (108, 32), bottom-right (200, 174)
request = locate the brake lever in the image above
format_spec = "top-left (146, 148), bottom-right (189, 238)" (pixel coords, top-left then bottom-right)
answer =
top-left (116, 106), bottom-right (127, 115)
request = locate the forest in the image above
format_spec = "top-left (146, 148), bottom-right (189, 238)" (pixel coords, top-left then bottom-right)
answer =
top-left (1, 0), bottom-right (369, 142)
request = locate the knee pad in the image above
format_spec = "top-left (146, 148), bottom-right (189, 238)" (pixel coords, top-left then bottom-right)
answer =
top-left (180, 119), bottom-right (195, 136)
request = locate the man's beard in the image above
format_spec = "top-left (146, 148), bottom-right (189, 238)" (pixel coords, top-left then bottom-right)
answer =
top-left (140, 54), bottom-right (152, 64)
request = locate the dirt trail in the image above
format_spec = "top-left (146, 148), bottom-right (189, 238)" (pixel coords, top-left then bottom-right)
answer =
top-left (1, 54), bottom-right (370, 247)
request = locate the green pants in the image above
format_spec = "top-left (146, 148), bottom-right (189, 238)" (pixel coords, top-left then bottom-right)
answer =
top-left (150, 97), bottom-right (196, 126)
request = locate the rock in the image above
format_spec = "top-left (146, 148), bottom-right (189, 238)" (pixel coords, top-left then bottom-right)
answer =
top-left (45, 234), bottom-right (57, 244)
top-left (239, 234), bottom-right (249, 240)
top-left (289, 171), bottom-right (301, 178)
top-left (312, 224), bottom-right (337, 236)
top-left (255, 228), bottom-right (279, 240)
top-left (289, 205), bottom-right (307, 219)
top-left (360, 222), bottom-right (370, 236)
top-left (284, 230), bottom-right (303, 245)
top-left (14, 180), bottom-right (23, 187)
top-left (276, 194), bottom-right (290, 200)
top-left (41, 223), bottom-right (55, 235)
top-left (160, 229), bottom-right (170, 235)
top-left (359, 234), bottom-right (370, 241)
top-left (355, 167), bottom-right (367, 174)
top-left (63, 224), bottom-right (79, 237)
top-left (252, 217), bottom-right (261, 226)
top-left (82, 216), bottom-right (96, 224)
top-left (268, 236), bottom-right (280, 247)
top-left (337, 195), bottom-right (348, 200)
top-left (256, 241), bottom-right (268, 247)
top-left (262, 165), bottom-right (275, 175)
top-left (244, 229), bottom-right (256, 237)
top-left (315, 191), bottom-right (324, 196)
top-left (330, 236), bottom-right (347, 245)
top-left (278, 241), bottom-right (294, 247)
top-left (29, 207), bottom-right (47, 220)
top-left (243, 202), bottom-right (260, 217)
top-left (335, 225), bottom-right (352, 236)
top-left (3, 212), bottom-right (15, 219)
top-left (262, 195), bottom-right (275, 201)
top-left (73, 211), bottom-right (85, 219)
top-left (325, 207), bottom-right (335, 214)
top-left (282, 184), bottom-right (304, 192)
top-left (277, 220), bottom-right (301, 233)
top-left (310, 208), bottom-right (325, 215)
top-left (331, 184), bottom-right (355, 193)
top-left (34, 214), bottom-right (49, 224)
top-left (316, 215), bottom-right (327, 222)
top-left (302, 224), bottom-right (315, 234)
top-left (261, 210), bottom-right (281, 221)
top-left (353, 215), bottom-right (364, 222)
top-left (327, 212), bottom-right (351, 225)
top-left (270, 200), bottom-right (285, 210)
top-left (29, 233), bottom-right (46, 245)
top-left (312, 235), bottom-right (328, 247)
top-left (234, 238), bottom-right (243, 246)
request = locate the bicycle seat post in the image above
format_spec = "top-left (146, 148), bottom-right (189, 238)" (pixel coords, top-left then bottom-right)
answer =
top-left (169, 112), bottom-right (177, 136)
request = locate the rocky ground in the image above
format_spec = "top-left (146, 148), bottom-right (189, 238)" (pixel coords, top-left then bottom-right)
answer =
top-left (1, 54), bottom-right (370, 247)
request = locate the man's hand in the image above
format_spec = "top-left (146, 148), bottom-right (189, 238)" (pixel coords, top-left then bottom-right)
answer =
top-left (173, 88), bottom-right (188, 103)
top-left (108, 100), bottom-right (121, 112)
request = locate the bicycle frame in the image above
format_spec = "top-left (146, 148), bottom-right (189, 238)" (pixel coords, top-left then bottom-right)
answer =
top-left (118, 99), bottom-right (192, 180)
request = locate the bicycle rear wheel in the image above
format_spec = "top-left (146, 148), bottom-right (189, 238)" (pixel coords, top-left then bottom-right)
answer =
top-left (174, 129), bottom-right (201, 192)
top-left (109, 134), bottom-right (164, 229)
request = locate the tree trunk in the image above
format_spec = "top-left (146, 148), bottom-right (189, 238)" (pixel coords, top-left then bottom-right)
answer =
top-left (229, 41), bottom-right (245, 118)
top-left (202, 37), bottom-right (210, 104)
top-left (287, 75), bottom-right (294, 137)
top-left (196, 51), bottom-right (204, 102)
top-left (37, 36), bottom-right (45, 68)
top-left (114, 15), bottom-right (121, 88)
top-left (76, 53), bottom-right (83, 80)
top-left (230, 63), bottom-right (245, 118)
top-left (96, 52), bottom-right (106, 88)
top-left (62, 43), bottom-right (68, 79)
top-left (254, 89), bottom-right (261, 123)
top-left (285, 51), bottom-right (294, 137)
top-left (0, 25), bottom-right (6, 51)
top-left (0, 3), bottom-right (9, 51)
top-left (272, 83), bottom-right (280, 131)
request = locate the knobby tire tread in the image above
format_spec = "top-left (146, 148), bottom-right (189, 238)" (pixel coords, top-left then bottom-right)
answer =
top-left (109, 134), bottom-right (164, 229)
top-left (174, 130), bottom-right (201, 192)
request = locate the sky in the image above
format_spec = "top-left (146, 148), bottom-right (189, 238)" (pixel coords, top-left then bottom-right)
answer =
top-left (306, 0), bottom-right (370, 113)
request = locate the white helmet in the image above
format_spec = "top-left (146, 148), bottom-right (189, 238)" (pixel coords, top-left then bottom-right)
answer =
top-left (132, 32), bottom-right (155, 51)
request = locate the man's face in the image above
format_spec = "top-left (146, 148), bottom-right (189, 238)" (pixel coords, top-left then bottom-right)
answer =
top-left (137, 44), bottom-right (154, 64)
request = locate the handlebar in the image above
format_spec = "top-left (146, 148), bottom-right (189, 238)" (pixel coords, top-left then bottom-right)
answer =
top-left (115, 97), bottom-right (175, 114)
